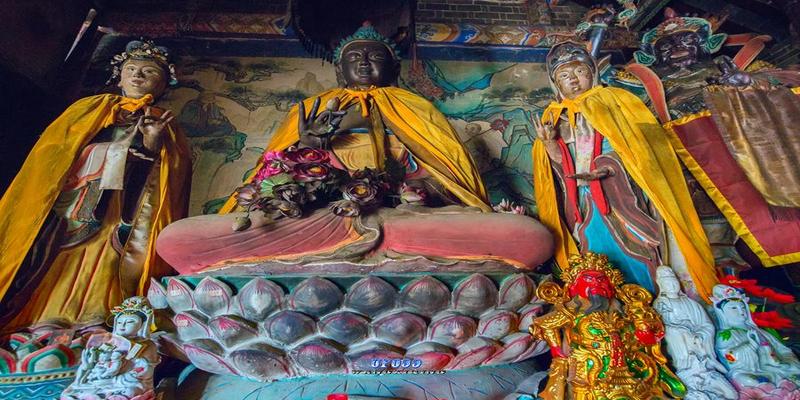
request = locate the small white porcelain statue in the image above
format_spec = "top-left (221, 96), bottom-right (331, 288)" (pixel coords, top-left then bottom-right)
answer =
top-left (61, 296), bottom-right (160, 400)
top-left (712, 284), bottom-right (800, 399)
top-left (653, 266), bottom-right (737, 400)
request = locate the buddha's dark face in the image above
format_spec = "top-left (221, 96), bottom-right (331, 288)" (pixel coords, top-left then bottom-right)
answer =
top-left (338, 41), bottom-right (398, 89)
top-left (654, 31), bottom-right (702, 70)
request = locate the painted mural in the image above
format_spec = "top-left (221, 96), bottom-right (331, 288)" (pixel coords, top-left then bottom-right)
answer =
top-left (152, 56), bottom-right (553, 216)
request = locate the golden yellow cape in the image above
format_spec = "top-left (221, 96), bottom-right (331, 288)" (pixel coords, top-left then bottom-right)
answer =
top-left (220, 86), bottom-right (490, 213)
top-left (533, 86), bottom-right (718, 300)
top-left (0, 94), bottom-right (191, 301)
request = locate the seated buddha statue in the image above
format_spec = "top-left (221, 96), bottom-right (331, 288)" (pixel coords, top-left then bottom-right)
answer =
top-left (156, 23), bottom-right (553, 274)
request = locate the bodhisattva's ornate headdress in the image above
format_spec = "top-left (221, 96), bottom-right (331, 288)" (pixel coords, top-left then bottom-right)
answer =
top-left (333, 22), bottom-right (399, 64)
top-left (711, 284), bottom-right (749, 310)
top-left (107, 39), bottom-right (178, 86)
top-left (560, 252), bottom-right (626, 289)
top-left (634, 8), bottom-right (727, 66)
top-left (110, 296), bottom-right (155, 338)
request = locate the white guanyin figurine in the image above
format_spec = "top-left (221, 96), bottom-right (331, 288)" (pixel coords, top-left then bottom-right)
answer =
top-left (653, 266), bottom-right (737, 400)
top-left (712, 284), bottom-right (800, 399)
top-left (61, 296), bottom-right (160, 400)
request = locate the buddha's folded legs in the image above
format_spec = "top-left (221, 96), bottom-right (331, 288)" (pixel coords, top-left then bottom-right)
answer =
top-left (377, 209), bottom-right (554, 269)
top-left (156, 207), bottom-right (554, 274)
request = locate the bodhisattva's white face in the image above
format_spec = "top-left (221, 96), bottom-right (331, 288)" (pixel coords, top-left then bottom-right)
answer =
top-left (114, 314), bottom-right (144, 338)
top-left (118, 59), bottom-right (167, 99)
top-left (553, 61), bottom-right (594, 99)
top-left (657, 275), bottom-right (681, 298)
top-left (721, 300), bottom-right (749, 327)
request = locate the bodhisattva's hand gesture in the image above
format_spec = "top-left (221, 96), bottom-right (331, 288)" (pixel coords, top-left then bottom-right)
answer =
top-left (136, 106), bottom-right (175, 156)
top-left (298, 97), bottom-right (346, 150)
top-left (532, 118), bottom-right (558, 141)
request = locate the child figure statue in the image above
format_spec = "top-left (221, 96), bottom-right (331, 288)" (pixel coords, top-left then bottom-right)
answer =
top-left (61, 297), bottom-right (160, 400)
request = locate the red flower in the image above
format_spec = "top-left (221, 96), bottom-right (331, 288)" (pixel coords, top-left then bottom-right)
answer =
top-left (720, 275), bottom-right (795, 304)
top-left (284, 147), bottom-right (330, 164)
top-left (292, 163), bottom-right (332, 182)
top-left (490, 118), bottom-right (510, 132)
top-left (752, 311), bottom-right (794, 330)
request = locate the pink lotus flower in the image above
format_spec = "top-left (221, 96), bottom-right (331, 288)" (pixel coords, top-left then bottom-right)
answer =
top-left (493, 199), bottom-right (526, 215)
top-left (253, 151), bottom-right (289, 184)
top-left (399, 183), bottom-right (428, 205)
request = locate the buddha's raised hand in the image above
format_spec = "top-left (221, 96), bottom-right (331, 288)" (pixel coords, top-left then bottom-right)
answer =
top-left (298, 97), bottom-right (346, 149)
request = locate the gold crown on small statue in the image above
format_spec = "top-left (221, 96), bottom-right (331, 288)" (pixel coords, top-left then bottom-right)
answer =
top-left (110, 296), bottom-right (154, 319)
top-left (107, 39), bottom-right (178, 86)
top-left (560, 252), bottom-right (625, 288)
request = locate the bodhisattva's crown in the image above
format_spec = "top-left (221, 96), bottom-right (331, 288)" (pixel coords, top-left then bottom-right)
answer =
top-left (333, 22), bottom-right (399, 64)
top-left (108, 39), bottom-right (178, 86)
top-left (110, 296), bottom-right (154, 319)
top-left (711, 284), bottom-right (749, 309)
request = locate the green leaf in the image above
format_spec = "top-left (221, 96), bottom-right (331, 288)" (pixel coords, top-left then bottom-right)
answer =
top-left (259, 173), bottom-right (293, 197)
top-left (719, 329), bottom-right (732, 341)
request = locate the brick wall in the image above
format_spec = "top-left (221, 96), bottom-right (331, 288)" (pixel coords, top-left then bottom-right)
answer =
top-left (416, 0), bottom-right (528, 25)
top-left (417, 0), bottom-right (587, 27)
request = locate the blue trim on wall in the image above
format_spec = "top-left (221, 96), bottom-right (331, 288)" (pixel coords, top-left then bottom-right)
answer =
top-left (115, 35), bottom-right (626, 64)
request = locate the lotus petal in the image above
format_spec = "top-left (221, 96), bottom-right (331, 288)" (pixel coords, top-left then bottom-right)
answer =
top-left (452, 274), bottom-right (498, 317)
top-left (373, 311), bottom-right (427, 348)
top-left (236, 278), bottom-right (284, 321)
top-left (166, 278), bottom-right (194, 313)
top-left (230, 343), bottom-right (291, 381)
top-left (183, 339), bottom-right (239, 376)
top-left (477, 310), bottom-right (519, 340)
top-left (319, 311), bottom-right (369, 345)
top-left (517, 301), bottom-right (547, 333)
top-left (19, 344), bottom-right (75, 372)
top-left (147, 278), bottom-right (169, 310)
top-left (398, 276), bottom-right (450, 317)
top-left (446, 337), bottom-right (501, 370)
top-left (208, 315), bottom-right (258, 348)
top-left (290, 339), bottom-right (347, 374)
top-left (428, 313), bottom-right (477, 347)
top-left (405, 342), bottom-right (455, 370)
top-left (194, 277), bottom-right (233, 317)
top-left (482, 332), bottom-right (532, 365)
top-left (513, 339), bottom-right (549, 362)
top-left (0, 348), bottom-right (15, 374)
top-left (288, 277), bottom-right (343, 317)
top-left (263, 310), bottom-right (316, 346)
top-left (497, 274), bottom-right (535, 310)
top-left (173, 311), bottom-right (210, 341)
top-left (346, 341), bottom-right (405, 371)
top-left (154, 333), bottom-right (188, 362)
top-left (344, 276), bottom-right (396, 317)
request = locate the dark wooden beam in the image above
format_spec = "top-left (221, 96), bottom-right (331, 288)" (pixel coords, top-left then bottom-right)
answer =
top-left (676, 0), bottom-right (789, 41)
top-left (630, 0), bottom-right (671, 31)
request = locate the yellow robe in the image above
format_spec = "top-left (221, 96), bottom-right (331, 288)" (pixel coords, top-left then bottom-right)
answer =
top-left (0, 94), bottom-right (191, 328)
top-left (532, 86), bottom-right (718, 300)
top-left (220, 86), bottom-right (490, 213)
